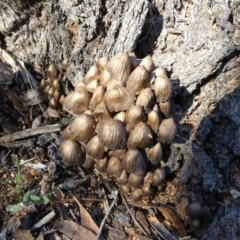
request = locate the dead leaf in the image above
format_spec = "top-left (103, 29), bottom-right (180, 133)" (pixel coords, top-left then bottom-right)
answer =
top-left (24, 204), bottom-right (37, 214)
top-left (54, 220), bottom-right (96, 240)
top-left (32, 116), bottom-right (42, 128)
top-left (8, 88), bottom-right (22, 114)
top-left (158, 207), bottom-right (186, 237)
top-left (176, 197), bottom-right (189, 220)
top-left (72, 195), bottom-right (99, 234)
top-left (147, 216), bottom-right (177, 240)
top-left (12, 229), bottom-right (34, 240)
top-left (26, 89), bottom-right (47, 105)
top-left (45, 107), bottom-right (60, 118)
top-left (7, 216), bottom-right (21, 233)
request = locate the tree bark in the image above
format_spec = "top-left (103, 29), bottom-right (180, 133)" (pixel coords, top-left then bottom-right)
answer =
top-left (1, 0), bottom-right (240, 238)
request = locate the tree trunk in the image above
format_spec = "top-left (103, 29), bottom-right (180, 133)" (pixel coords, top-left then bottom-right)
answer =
top-left (1, 0), bottom-right (240, 238)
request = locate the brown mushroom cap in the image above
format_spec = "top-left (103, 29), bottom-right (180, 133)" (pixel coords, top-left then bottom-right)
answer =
top-left (59, 139), bottom-right (83, 166)
top-left (157, 117), bottom-right (176, 143)
top-left (123, 149), bottom-right (147, 176)
top-left (69, 114), bottom-right (96, 143)
top-left (96, 118), bottom-right (127, 150)
top-left (63, 90), bottom-right (92, 116)
top-left (107, 157), bottom-right (123, 177)
top-left (105, 52), bottom-right (131, 85)
top-left (103, 83), bottom-right (134, 112)
top-left (127, 123), bottom-right (153, 149)
top-left (86, 135), bottom-right (105, 159)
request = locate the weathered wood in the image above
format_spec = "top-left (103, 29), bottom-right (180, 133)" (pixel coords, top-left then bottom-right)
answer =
top-left (0, 124), bottom-right (60, 144)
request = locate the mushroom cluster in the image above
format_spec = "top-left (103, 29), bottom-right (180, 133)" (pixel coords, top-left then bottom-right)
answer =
top-left (59, 52), bottom-right (176, 201)
top-left (40, 59), bottom-right (68, 111)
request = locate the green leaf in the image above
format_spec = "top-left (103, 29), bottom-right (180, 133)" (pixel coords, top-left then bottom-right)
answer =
top-left (39, 196), bottom-right (50, 205)
top-left (23, 192), bottom-right (31, 204)
top-left (6, 204), bottom-right (22, 213)
top-left (15, 172), bottom-right (24, 185)
top-left (14, 185), bottom-right (22, 194)
top-left (30, 195), bottom-right (40, 202)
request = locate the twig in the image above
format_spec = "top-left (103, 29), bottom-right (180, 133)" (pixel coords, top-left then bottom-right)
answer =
top-left (0, 124), bottom-right (61, 144)
top-left (95, 189), bottom-right (118, 240)
top-left (31, 210), bottom-right (56, 231)
top-left (121, 194), bottom-right (149, 236)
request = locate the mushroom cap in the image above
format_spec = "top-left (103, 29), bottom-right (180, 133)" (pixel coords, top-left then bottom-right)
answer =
top-left (136, 88), bottom-right (155, 113)
top-left (145, 142), bottom-right (162, 165)
top-left (153, 75), bottom-right (172, 103)
top-left (127, 123), bottom-right (153, 149)
top-left (152, 168), bottom-right (166, 186)
top-left (126, 65), bottom-right (149, 95)
top-left (69, 114), bottom-right (96, 143)
top-left (105, 52), bottom-right (131, 85)
top-left (59, 139), bottom-right (83, 166)
top-left (96, 118), bottom-right (127, 150)
top-left (126, 105), bottom-right (146, 131)
top-left (123, 149), bottom-right (147, 176)
top-left (139, 55), bottom-right (154, 73)
top-left (157, 117), bottom-right (176, 143)
top-left (82, 64), bottom-right (99, 85)
top-left (147, 110), bottom-right (161, 133)
top-left (103, 83), bottom-right (134, 112)
top-left (63, 90), bottom-right (91, 116)
top-left (185, 201), bottom-right (202, 218)
top-left (86, 135), bottom-right (105, 159)
top-left (107, 157), bottom-right (123, 177)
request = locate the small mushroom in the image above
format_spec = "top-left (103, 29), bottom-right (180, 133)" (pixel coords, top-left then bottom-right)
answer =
top-left (123, 149), bottom-right (147, 177)
top-left (126, 65), bottom-right (149, 95)
top-left (47, 64), bottom-right (58, 81)
top-left (126, 105), bottom-right (146, 131)
top-left (96, 118), bottom-right (127, 150)
top-left (93, 102), bottom-right (111, 121)
top-left (145, 142), bottom-right (162, 165)
top-left (113, 111), bottom-right (126, 125)
top-left (116, 169), bottom-right (128, 185)
top-left (82, 154), bottom-right (95, 169)
top-left (147, 110), bottom-right (161, 133)
top-left (119, 184), bottom-right (130, 196)
top-left (130, 188), bottom-right (143, 201)
top-left (95, 157), bottom-right (108, 172)
top-left (59, 139), bottom-right (83, 166)
top-left (89, 85), bottom-right (105, 110)
top-left (136, 88), bottom-right (155, 113)
top-left (157, 117), bottom-right (176, 143)
top-left (159, 101), bottom-right (170, 117)
top-left (63, 90), bottom-right (92, 116)
top-left (69, 114), bottom-right (96, 143)
top-left (82, 64), bottom-right (99, 85)
top-left (96, 56), bottom-right (109, 72)
top-left (153, 75), bottom-right (172, 103)
top-left (99, 69), bottom-right (112, 87)
top-left (128, 173), bottom-right (144, 188)
top-left (105, 52), bottom-right (131, 85)
top-left (185, 201), bottom-right (202, 218)
top-left (152, 168), bottom-right (166, 186)
top-left (127, 123), bottom-right (153, 149)
top-left (139, 55), bottom-right (154, 73)
top-left (103, 83), bottom-right (134, 112)
top-left (86, 135), bottom-right (105, 159)
top-left (107, 157), bottom-right (123, 177)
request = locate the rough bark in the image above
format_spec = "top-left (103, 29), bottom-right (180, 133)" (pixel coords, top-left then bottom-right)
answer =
top-left (1, 0), bottom-right (240, 238)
